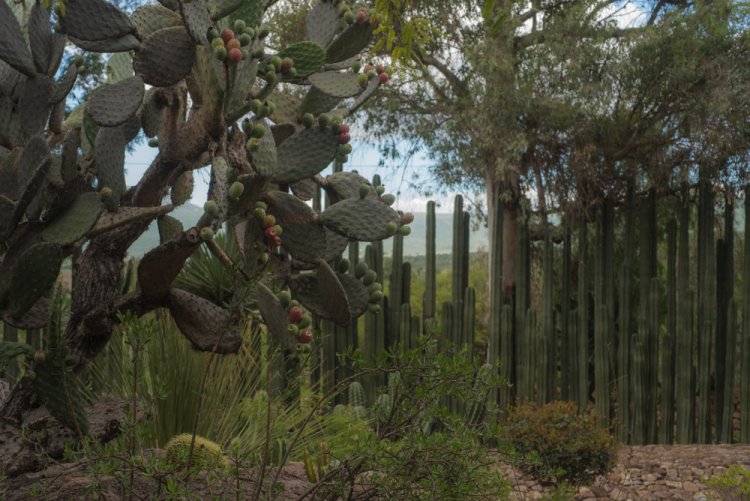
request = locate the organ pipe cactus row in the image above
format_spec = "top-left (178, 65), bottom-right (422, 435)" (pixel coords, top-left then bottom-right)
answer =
top-left (0, 0), bottom-right (400, 431)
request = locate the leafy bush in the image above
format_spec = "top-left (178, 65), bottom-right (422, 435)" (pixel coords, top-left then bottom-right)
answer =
top-left (704, 464), bottom-right (750, 500)
top-left (502, 401), bottom-right (619, 485)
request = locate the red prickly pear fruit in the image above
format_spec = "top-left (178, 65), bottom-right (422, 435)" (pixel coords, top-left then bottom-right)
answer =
top-left (355, 8), bottom-right (366, 24)
top-left (338, 132), bottom-right (351, 144)
top-left (264, 226), bottom-right (277, 238)
top-left (289, 306), bottom-right (303, 323)
top-left (339, 123), bottom-right (350, 134)
top-left (220, 29), bottom-right (234, 44)
top-left (363, 63), bottom-right (373, 73)
top-left (379, 72), bottom-right (389, 84)
top-left (401, 212), bottom-right (415, 224)
top-left (228, 47), bottom-right (243, 63)
top-left (298, 330), bottom-right (313, 344)
top-left (272, 235), bottom-right (282, 246)
top-left (280, 57), bottom-right (294, 73)
top-left (263, 214), bottom-right (276, 228)
top-left (226, 38), bottom-right (241, 50)
top-left (375, 64), bottom-right (385, 74)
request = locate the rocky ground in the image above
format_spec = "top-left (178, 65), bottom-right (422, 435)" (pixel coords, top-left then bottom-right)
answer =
top-left (499, 444), bottom-right (750, 500)
top-left (2, 443), bottom-right (750, 499)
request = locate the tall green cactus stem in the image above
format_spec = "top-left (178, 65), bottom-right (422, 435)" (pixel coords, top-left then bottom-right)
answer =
top-left (561, 228), bottom-right (572, 401)
top-left (346, 240), bottom-right (360, 378)
top-left (697, 178), bottom-right (715, 443)
top-left (647, 277), bottom-right (660, 443)
top-left (541, 227), bottom-right (555, 403)
top-left (389, 232), bottom-right (404, 350)
top-left (632, 334), bottom-right (645, 445)
top-left (463, 288), bottom-right (476, 350)
top-left (593, 202), bottom-right (610, 426)
top-left (742, 185), bottom-right (750, 443)
top-left (500, 304), bottom-right (513, 410)
top-left (676, 187), bottom-right (694, 444)
top-left (488, 187), bottom-right (504, 406)
top-left (639, 191), bottom-right (658, 443)
top-left (660, 218), bottom-right (676, 444)
top-left (423, 200), bottom-right (437, 337)
top-left (576, 212), bottom-right (589, 410)
top-left (400, 302), bottom-right (412, 350)
top-left (716, 192), bottom-right (734, 441)
top-left (720, 299), bottom-right (737, 443)
top-left (516, 212), bottom-right (530, 401)
top-left (618, 182), bottom-right (635, 443)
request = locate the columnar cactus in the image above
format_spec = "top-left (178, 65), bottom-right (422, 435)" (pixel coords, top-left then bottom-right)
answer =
top-left (0, 0), bottom-right (404, 432)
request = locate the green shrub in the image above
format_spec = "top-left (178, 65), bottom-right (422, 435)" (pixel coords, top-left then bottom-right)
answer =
top-left (503, 401), bottom-right (619, 485)
top-left (704, 464), bottom-right (750, 500)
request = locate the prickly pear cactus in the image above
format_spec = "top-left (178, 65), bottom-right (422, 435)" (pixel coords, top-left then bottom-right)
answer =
top-left (0, 0), bottom-right (404, 434)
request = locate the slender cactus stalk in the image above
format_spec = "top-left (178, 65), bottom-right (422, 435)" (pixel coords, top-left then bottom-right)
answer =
top-left (489, 187), bottom-right (504, 406)
top-left (660, 218), bottom-right (677, 444)
top-left (424, 201), bottom-right (437, 337)
top-left (561, 228), bottom-right (572, 401)
top-left (741, 185), bottom-right (750, 443)
top-left (676, 186), bottom-right (694, 443)
top-left (542, 227), bottom-right (555, 402)
top-left (576, 212), bottom-right (589, 410)
top-left (721, 300), bottom-right (737, 443)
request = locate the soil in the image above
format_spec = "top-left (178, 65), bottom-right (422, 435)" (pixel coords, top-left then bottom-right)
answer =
top-left (2, 444), bottom-right (749, 499)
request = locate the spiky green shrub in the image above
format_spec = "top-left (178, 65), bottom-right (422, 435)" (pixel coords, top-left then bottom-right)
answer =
top-left (502, 401), bottom-right (619, 485)
top-left (0, 0), bottom-right (404, 439)
top-left (164, 433), bottom-right (227, 471)
top-left (704, 465), bottom-right (750, 501)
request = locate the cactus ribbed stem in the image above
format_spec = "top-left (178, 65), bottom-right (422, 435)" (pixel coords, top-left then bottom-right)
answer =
top-left (676, 187), bottom-right (694, 443)
top-left (542, 227), bottom-right (555, 403)
top-left (500, 304), bottom-right (513, 410)
top-left (742, 185), bottom-right (750, 443)
top-left (400, 302), bottom-right (412, 350)
top-left (716, 193), bottom-right (734, 441)
top-left (576, 213), bottom-right (589, 410)
top-left (618, 182), bottom-right (634, 443)
top-left (489, 187), bottom-right (504, 406)
top-left (561, 229), bottom-right (572, 401)
top-left (389, 233), bottom-right (404, 350)
top-left (463, 287), bottom-right (476, 350)
top-left (660, 218), bottom-right (676, 444)
top-left (516, 213), bottom-right (530, 401)
top-left (424, 200), bottom-right (437, 337)
top-left (697, 178), bottom-right (715, 444)
top-left (721, 300), bottom-right (737, 443)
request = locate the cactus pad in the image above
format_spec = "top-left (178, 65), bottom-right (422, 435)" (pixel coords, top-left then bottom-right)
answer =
top-left (87, 75), bottom-right (145, 128)
top-left (256, 282), bottom-right (293, 348)
top-left (9, 242), bottom-right (63, 317)
top-left (0, 341), bottom-right (33, 374)
top-left (181, 0), bottom-right (212, 45)
top-left (211, 0), bottom-right (244, 20)
top-left (0, 195), bottom-right (15, 238)
top-left (0, 1), bottom-right (37, 76)
top-left (171, 170), bottom-right (194, 205)
top-left (277, 41), bottom-right (326, 78)
top-left (263, 191), bottom-right (326, 263)
top-left (290, 178), bottom-right (317, 201)
top-left (168, 288), bottom-right (242, 353)
top-left (51, 65), bottom-right (79, 105)
top-left (249, 119), bottom-right (278, 177)
top-left (29, 3), bottom-right (52, 75)
top-left (226, 58), bottom-right (259, 115)
top-left (309, 72), bottom-right (362, 98)
top-left (227, 0), bottom-right (264, 29)
top-left (33, 355), bottom-right (90, 436)
top-left (68, 33), bottom-right (141, 53)
top-left (306, 1), bottom-right (339, 47)
top-left (3, 297), bottom-right (51, 329)
top-left (60, 0), bottom-right (136, 42)
top-left (319, 198), bottom-right (400, 241)
top-left (19, 76), bottom-right (53, 138)
top-left (157, 215), bottom-right (184, 244)
top-left (139, 237), bottom-right (201, 299)
top-left (107, 53), bottom-right (135, 83)
top-left (323, 227), bottom-right (349, 263)
top-left (41, 192), bottom-right (104, 245)
top-left (325, 23), bottom-right (374, 64)
top-left (317, 259), bottom-right (351, 325)
top-left (350, 75), bottom-right (379, 112)
top-left (133, 26), bottom-right (197, 88)
top-left (326, 172), bottom-right (376, 203)
top-left (132, 3), bottom-right (182, 39)
top-left (95, 126), bottom-right (127, 209)
top-left (338, 273), bottom-right (369, 318)
top-left (90, 205), bottom-right (173, 236)
top-left (272, 127), bottom-right (339, 184)
top-left (270, 123), bottom-right (297, 145)
top-left (268, 91), bottom-right (301, 125)
top-left (299, 85), bottom-right (342, 116)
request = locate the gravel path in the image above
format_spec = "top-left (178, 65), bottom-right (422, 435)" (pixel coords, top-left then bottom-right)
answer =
top-left (500, 444), bottom-right (750, 500)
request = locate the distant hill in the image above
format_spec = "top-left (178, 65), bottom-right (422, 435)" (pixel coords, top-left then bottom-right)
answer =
top-left (127, 205), bottom-right (490, 258)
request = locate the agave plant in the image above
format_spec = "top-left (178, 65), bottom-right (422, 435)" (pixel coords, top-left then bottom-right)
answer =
top-left (0, 0), bottom-right (406, 458)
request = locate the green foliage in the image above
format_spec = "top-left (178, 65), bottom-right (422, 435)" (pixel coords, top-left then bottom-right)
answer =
top-left (164, 433), bottom-right (227, 471)
top-left (704, 465), bottom-right (750, 501)
top-left (502, 401), bottom-right (619, 485)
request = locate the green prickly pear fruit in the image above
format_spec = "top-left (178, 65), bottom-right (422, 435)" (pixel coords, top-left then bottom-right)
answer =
top-left (302, 113), bottom-right (315, 128)
top-left (298, 315), bottom-right (312, 329)
top-left (385, 221), bottom-right (397, 235)
top-left (258, 252), bottom-right (269, 264)
top-left (200, 227), bottom-right (214, 240)
top-left (233, 19), bottom-right (246, 34)
top-left (375, 185), bottom-right (385, 195)
top-left (367, 303), bottom-right (380, 314)
top-left (358, 184), bottom-right (370, 199)
top-left (207, 27), bottom-right (219, 40)
top-left (204, 200), bottom-right (219, 217)
top-left (269, 55), bottom-right (282, 70)
top-left (277, 290), bottom-right (292, 307)
top-left (148, 137), bottom-right (159, 147)
top-left (369, 290), bottom-right (384, 303)
top-left (280, 57), bottom-right (294, 73)
top-left (382, 194), bottom-right (396, 206)
top-left (352, 61), bottom-right (361, 73)
top-left (344, 10), bottom-right (354, 24)
top-left (318, 114), bottom-right (331, 127)
top-left (214, 46), bottom-right (227, 61)
top-left (288, 324), bottom-right (299, 336)
top-left (229, 181), bottom-right (244, 199)
top-left (245, 27), bottom-right (256, 39)
top-left (398, 225), bottom-right (411, 236)
top-left (362, 269), bottom-right (376, 286)
top-left (273, 224), bottom-right (283, 236)
top-left (339, 144), bottom-right (353, 155)
top-left (262, 214), bottom-right (276, 228)
top-left (338, 2), bottom-right (350, 14)
top-left (250, 124), bottom-right (266, 138)
top-left (255, 201), bottom-right (268, 210)
top-left (337, 259), bottom-right (349, 273)
top-left (357, 73), bottom-right (368, 88)
top-left (253, 208), bottom-right (266, 221)
top-left (211, 37), bottom-right (225, 49)
top-left (367, 69), bottom-right (377, 79)
top-left (246, 138), bottom-right (261, 152)
top-left (265, 70), bottom-right (277, 83)
top-left (258, 25), bottom-right (270, 38)
top-left (249, 99), bottom-right (263, 114)
top-left (239, 33), bottom-right (252, 46)
top-left (354, 262), bottom-right (368, 278)
top-left (369, 282), bottom-right (382, 292)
